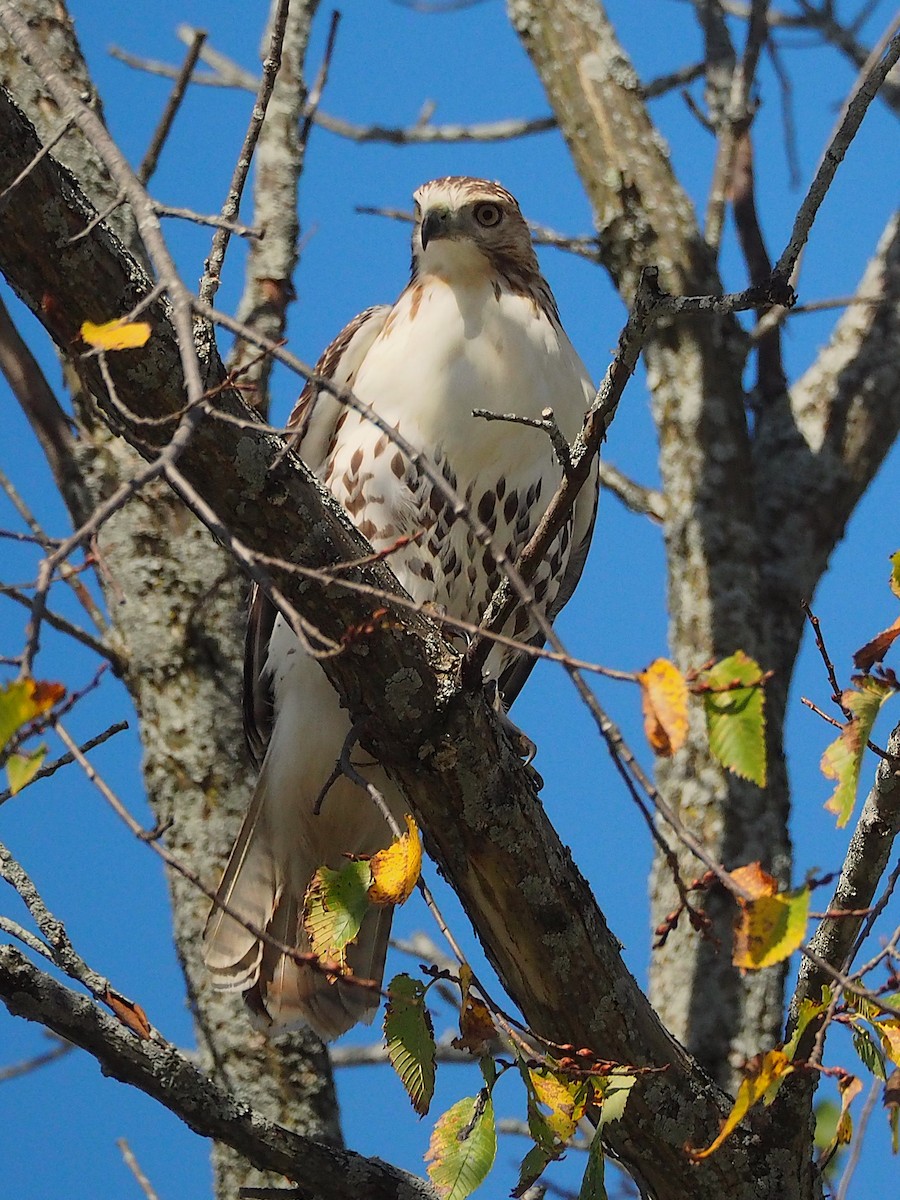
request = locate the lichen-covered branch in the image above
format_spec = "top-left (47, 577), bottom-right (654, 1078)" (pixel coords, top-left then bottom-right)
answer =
top-left (0, 5), bottom-right (341, 1196)
top-left (0, 83), bottom-right (824, 1200)
top-left (0, 946), bottom-right (435, 1200)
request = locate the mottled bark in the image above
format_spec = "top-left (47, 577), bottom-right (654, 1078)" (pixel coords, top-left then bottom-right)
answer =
top-left (0, 93), bottom-right (825, 1199)
top-left (0, 947), bottom-right (434, 1200)
top-left (0, 6), bottom-right (340, 1197)
top-left (508, 0), bottom-right (790, 1088)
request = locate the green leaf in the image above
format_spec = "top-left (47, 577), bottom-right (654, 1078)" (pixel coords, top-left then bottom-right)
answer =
top-left (890, 550), bottom-right (900, 601)
top-left (512, 1144), bottom-right (553, 1198)
top-left (302, 859), bottom-right (372, 962)
top-left (851, 1025), bottom-right (886, 1080)
top-left (5, 744), bottom-right (48, 794)
top-left (426, 1092), bottom-right (496, 1200)
top-left (594, 1073), bottom-right (636, 1128)
top-left (578, 1132), bottom-right (607, 1200)
top-left (702, 651), bottom-right (767, 787)
top-left (822, 676), bottom-right (894, 827)
top-left (813, 1099), bottom-right (840, 1151)
top-left (384, 973), bottom-right (436, 1116)
top-left (784, 995), bottom-right (828, 1060)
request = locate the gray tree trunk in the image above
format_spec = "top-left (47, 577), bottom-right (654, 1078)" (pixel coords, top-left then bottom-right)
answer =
top-left (0, 5), bottom-right (341, 1196)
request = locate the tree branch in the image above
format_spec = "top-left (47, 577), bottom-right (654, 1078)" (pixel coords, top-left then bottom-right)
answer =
top-left (0, 946), bottom-right (436, 1200)
top-left (790, 718), bottom-right (900, 1031)
top-left (0, 81), bottom-right (810, 1200)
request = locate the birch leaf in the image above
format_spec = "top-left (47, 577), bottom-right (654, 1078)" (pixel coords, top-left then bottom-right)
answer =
top-left (702, 651), bottom-right (767, 786)
top-left (303, 860), bottom-right (372, 962)
top-left (0, 678), bottom-right (65, 752)
top-left (81, 318), bottom-right (151, 350)
top-left (426, 1092), bottom-right (496, 1200)
top-left (822, 675), bottom-right (894, 826)
top-left (6, 745), bottom-right (48, 794)
top-left (369, 813), bottom-right (422, 906)
top-left (730, 862), bottom-right (809, 970)
top-left (638, 657), bottom-right (688, 756)
top-left (687, 1050), bottom-right (793, 1160)
top-left (384, 973), bottom-right (436, 1116)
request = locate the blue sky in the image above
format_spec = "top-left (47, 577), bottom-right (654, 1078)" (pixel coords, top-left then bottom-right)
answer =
top-left (2, 2), bottom-right (899, 1197)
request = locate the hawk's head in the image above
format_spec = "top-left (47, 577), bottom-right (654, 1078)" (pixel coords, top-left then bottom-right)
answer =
top-left (411, 176), bottom-right (539, 282)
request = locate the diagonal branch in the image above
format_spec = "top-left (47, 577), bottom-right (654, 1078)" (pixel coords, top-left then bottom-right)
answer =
top-left (0, 81), bottom-right (805, 1200)
top-left (0, 946), bottom-right (436, 1200)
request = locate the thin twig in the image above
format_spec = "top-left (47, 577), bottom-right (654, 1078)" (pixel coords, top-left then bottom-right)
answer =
top-left (0, 115), bottom-right (75, 208)
top-left (0, 841), bottom-right (109, 996)
top-left (773, 27), bottom-right (900, 284)
top-left (137, 29), bottom-right (207, 184)
top-left (154, 203), bottom-right (262, 239)
top-left (116, 1138), bottom-right (161, 1200)
top-left (198, 0), bottom-right (292, 304)
top-left (0, 1037), bottom-right (72, 1083)
top-left (0, 721), bottom-right (128, 807)
top-left (834, 1076), bottom-right (881, 1200)
top-left (52, 722), bottom-right (374, 993)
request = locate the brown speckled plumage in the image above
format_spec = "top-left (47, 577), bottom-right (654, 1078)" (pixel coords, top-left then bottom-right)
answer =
top-left (206, 177), bottom-right (599, 1041)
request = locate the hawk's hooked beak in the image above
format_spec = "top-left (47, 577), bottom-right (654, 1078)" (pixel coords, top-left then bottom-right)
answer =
top-left (420, 207), bottom-right (454, 250)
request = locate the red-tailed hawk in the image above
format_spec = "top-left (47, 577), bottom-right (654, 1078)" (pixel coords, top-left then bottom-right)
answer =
top-left (204, 177), bottom-right (598, 1039)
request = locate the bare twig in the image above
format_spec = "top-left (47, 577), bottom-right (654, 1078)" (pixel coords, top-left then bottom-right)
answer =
top-left (0, 297), bottom-right (89, 523)
top-left (0, 721), bottom-right (128, 807)
top-left (116, 1138), bottom-right (161, 1200)
top-left (0, 947), bottom-right (438, 1200)
top-left (0, 840), bottom-right (109, 996)
top-left (198, 0), bottom-right (292, 304)
top-left (154, 203), bottom-right (262, 239)
top-left (0, 584), bottom-right (122, 671)
top-left (52, 722), bottom-right (373, 993)
top-left (137, 29), bottom-right (207, 185)
top-left (834, 1076), bottom-right (881, 1200)
top-left (773, 27), bottom-right (900, 284)
top-left (0, 115), bottom-right (74, 207)
top-left (598, 461), bottom-right (665, 522)
top-left (0, 1036), bottom-right (72, 1083)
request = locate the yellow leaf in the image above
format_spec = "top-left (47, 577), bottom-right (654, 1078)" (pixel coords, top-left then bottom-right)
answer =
top-left (0, 678), bottom-right (65, 751)
top-left (821, 1074), bottom-right (862, 1163)
top-left (6, 745), bottom-right (48, 795)
top-left (877, 1019), bottom-right (900, 1069)
top-left (822, 676), bottom-right (894, 826)
top-left (368, 814), bottom-right (422, 906)
top-left (731, 863), bottom-right (809, 970)
top-left (81, 318), bottom-right (151, 351)
top-left (528, 1068), bottom-right (589, 1143)
top-left (638, 658), bottom-right (688, 756)
top-left (784, 995), bottom-right (829, 1060)
top-left (687, 1050), bottom-right (793, 1160)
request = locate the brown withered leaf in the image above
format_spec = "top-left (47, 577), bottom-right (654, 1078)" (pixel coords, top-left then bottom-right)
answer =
top-left (853, 616), bottom-right (900, 672)
top-left (452, 964), bottom-right (496, 1055)
top-left (103, 987), bottom-right (151, 1039)
top-left (453, 994), bottom-right (496, 1055)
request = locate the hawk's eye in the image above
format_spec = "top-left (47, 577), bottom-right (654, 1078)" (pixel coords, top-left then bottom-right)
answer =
top-left (473, 202), bottom-right (502, 228)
